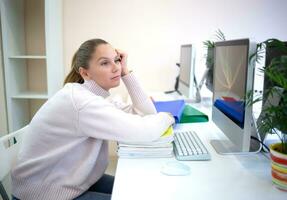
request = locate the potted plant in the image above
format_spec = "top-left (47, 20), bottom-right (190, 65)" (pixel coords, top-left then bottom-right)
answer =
top-left (249, 38), bottom-right (287, 191)
top-left (203, 29), bottom-right (226, 91)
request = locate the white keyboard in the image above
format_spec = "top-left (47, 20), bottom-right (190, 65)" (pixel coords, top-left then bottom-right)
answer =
top-left (173, 130), bottom-right (211, 161)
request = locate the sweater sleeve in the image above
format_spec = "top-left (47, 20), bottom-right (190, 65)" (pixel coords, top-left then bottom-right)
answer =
top-left (78, 98), bottom-right (174, 143)
top-left (110, 72), bottom-right (157, 115)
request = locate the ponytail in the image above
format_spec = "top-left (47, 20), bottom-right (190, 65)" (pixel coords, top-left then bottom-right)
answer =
top-left (64, 53), bottom-right (84, 84)
top-left (63, 38), bottom-right (109, 85)
top-left (64, 68), bottom-right (84, 84)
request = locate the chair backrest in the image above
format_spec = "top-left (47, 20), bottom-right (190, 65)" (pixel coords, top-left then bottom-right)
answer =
top-left (0, 126), bottom-right (29, 181)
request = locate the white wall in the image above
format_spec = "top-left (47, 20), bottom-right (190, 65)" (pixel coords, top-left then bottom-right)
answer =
top-left (63, 0), bottom-right (287, 98)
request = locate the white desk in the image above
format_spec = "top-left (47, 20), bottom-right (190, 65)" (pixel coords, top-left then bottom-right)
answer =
top-left (111, 100), bottom-right (286, 200)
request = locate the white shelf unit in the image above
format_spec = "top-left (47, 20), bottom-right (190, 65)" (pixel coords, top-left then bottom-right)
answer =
top-left (0, 0), bottom-right (64, 132)
top-left (9, 55), bottom-right (47, 59)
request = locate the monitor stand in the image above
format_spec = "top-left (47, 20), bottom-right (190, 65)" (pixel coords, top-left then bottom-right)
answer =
top-left (164, 85), bottom-right (201, 103)
top-left (210, 116), bottom-right (262, 155)
top-left (164, 89), bottom-right (182, 95)
top-left (210, 140), bottom-right (242, 154)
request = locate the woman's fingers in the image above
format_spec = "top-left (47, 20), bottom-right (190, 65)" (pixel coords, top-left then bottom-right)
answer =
top-left (115, 48), bottom-right (129, 76)
top-left (116, 49), bottom-right (127, 60)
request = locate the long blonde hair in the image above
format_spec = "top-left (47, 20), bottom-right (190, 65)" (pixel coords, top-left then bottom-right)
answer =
top-left (64, 39), bottom-right (108, 84)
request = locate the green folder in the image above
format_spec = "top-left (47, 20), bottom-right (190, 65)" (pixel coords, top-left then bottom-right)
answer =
top-left (179, 105), bottom-right (209, 123)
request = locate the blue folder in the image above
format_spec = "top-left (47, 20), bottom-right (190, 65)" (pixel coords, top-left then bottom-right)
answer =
top-left (214, 99), bottom-right (245, 128)
top-left (153, 100), bottom-right (186, 123)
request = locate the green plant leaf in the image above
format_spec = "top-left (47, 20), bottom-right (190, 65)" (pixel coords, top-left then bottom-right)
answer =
top-left (214, 29), bottom-right (226, 41)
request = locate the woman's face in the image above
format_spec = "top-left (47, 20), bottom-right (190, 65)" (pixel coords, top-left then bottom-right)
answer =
top-left (86, 44), bottom-right (122, 90)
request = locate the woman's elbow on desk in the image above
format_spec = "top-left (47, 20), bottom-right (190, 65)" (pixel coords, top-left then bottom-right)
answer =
top-left (119, 112), bottom-right (174, 143)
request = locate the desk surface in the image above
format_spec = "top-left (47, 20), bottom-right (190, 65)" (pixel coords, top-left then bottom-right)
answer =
top-left (111, 100), bottom-right (286, 200)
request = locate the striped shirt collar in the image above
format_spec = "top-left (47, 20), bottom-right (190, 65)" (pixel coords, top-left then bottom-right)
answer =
top-left (82, 80), bottom-right (110, 98)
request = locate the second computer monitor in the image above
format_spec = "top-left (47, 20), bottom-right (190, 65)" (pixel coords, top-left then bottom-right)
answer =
top-left (211, 39), bottom-right (260, 154)
top-left (178, 44), bottom-right (195, 99)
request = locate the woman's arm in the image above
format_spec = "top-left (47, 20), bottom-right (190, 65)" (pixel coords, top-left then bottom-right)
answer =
top-left (78, 98), bottom-right (174, 143)
top-left (112, 49), bottom-right (157, 115)
top-left (110, 72), bottom-right (157, 115)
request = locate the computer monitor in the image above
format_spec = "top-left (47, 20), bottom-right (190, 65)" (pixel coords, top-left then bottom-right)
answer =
top-left (177, 44), bottom-right (196, 99)
top-left (210, 39), bottom-right (260, 154)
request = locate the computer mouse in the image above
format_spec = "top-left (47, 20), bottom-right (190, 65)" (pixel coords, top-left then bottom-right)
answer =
top-left (161, 161), bottom-right (190, 176)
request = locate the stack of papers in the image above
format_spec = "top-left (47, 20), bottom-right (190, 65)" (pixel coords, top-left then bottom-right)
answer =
top-left (117, 127), bottom-right (174, 158)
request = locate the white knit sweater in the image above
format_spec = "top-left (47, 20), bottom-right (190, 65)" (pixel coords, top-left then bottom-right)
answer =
top-left (11, 73), bottom-right (174, 200)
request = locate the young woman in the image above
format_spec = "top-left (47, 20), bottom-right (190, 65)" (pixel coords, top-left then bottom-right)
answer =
top-left (11, 39), bottom-right (174, 200)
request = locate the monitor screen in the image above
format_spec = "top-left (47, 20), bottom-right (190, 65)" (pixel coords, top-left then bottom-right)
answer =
top-left (213, 42), bottom-right (249, 128)
top-left (179, 45), bottom-right (192, 87)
